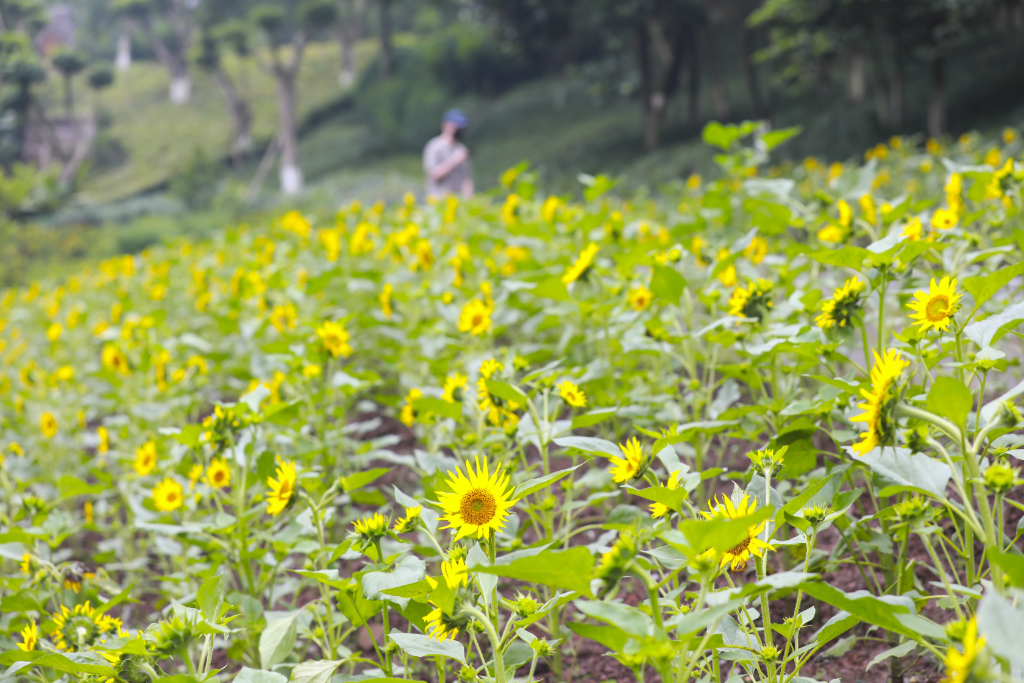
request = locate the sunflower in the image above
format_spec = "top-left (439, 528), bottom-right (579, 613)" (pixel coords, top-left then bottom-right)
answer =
top-left (50, 602), bottom-right (116, 651)
top-left (17, 621), bottom-right (38, 651)
top-left (907, 276), bottom-right (961, 333)
top-left (457, 299), bottom-right (492, 336)
top-left (316, 321), bottom-right (353, 358)
top-left (558, 380), bottom-right (587, 408)
top-left (816, 225), bottom-right (846, 243)
top-left (851, 349), bottom-right (909, 455)
top-left (941, 617), bottom-right (986, 683)
top-left (628, 285), bottom-right (652, 311)
top-left (353, 512), bottom-right (390, 541)
top-left (153, 478), bottom-right (184, 512)
top-left (728, 279), bottom-right (773, 322)
top-left (39, 412), bottom-right (58, 439)
top-left (815, 277), bottom-right (866, 329)
top-left (97, 427), bottom-right (110, 454)
top-left (716, 250), bottom-right (737, 287)
top-left (650, 470), bottom-right (680, 519)
top-left (394, 506), bottom-right (422, 534)
top-left (744, 236), bottom-right (768, 264)
top-left (439, 557), bottom-right (469, 589)
top-left (699, 494), bottom-right (773, 571)
top-left (269, 303), bottom-right (297, 332)
top-left (133, 441), bottom-right (157, 476)
top-left (21, 553), bottom-right (30, 574)
top-left (437, 456), bottom-right (516, 540)
top-left (609, 438), bottom-right (644, 483)
top-left (441, 373), bottom-right (468, 403)
top-left (400, 388), bottom-right (422, 427)
top-left (102, 345), bottom-right (131, 376)
top-left (562, 242), bottom-right (600, 284)
top-left (930, 208), bottom-right (958, 230)
top-left (423, 604), bottom-right (463, 642)
top-left (266, 460), bottom-right (298, 516)
top-left (379, 283), bottom-right (393, 317)
top-left (901, 217), bottom-right (927, 242)
top-left (205, 458), bottom-right (231, 489)
top-left (412, 239), bottom-right (434, 271)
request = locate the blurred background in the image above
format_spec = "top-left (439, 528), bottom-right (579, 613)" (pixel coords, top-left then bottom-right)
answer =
top-left (1, 0), bottom-right (1023, 285)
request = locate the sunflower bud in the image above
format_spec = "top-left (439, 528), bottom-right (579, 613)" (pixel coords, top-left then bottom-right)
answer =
top-left (748, 447), bottom-right (785, 476)
top-left (458, 665), bottom-right (479, 682)
top-left (512, 593), bottom-right (540, 618)
top-left (761, 645), bottom-right (780, 662)
top-left (984, 464), bottom-right (1018, 494)
top-left (801, 503), bottom-right (832, 528)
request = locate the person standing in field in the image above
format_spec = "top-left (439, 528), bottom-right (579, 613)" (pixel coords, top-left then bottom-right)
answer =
top-left (423, 109), bottom-right (473, 199)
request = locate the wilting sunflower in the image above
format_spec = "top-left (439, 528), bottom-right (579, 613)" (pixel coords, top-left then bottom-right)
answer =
top-left (40, 412), bottom-right (58, 439)
top-left (851, 349), bottom-right (909, 455)
top-left (133, 441), bottom-right (157, 476)
top-left (558, 381), bottom-right (587, 408)
top-left (562, 242), bottom-right (600, 285)
top-left (650, 470), bottom-right (680, 519)
top-left (941, 617), bottom-right (987, 683)
top-left (437, 456), bottom-right (516, 540)
top-left (728, 279), bottom-right (773, 322)
top-left (699, 494), bottom-right (773, 571)
top-left (609, 438), bottom-right (645, 483)
top-left (457, 299), bottom-right (492, 336)
top-left (316, 321), bottom-right (353, 358)
top-left (266, 460), bottom-right (298, 516)
top-left (17, 621), bottom-right (38, 651)
top-left (815, 277), bottom-right (866, 329)
top-left (205, 458), bottom-right (231, 489)
top-left (441, 373), bottom-right (468, 403)
top-left (153, 478), bottom-right (184, 512)
top-left (907, 276), bottom-right (961, 333)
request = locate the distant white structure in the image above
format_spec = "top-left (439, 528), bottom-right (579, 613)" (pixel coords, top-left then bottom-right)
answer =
top-left (116, 32), bottom-right (132, 70)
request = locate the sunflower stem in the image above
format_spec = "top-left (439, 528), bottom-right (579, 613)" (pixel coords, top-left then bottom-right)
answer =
top-left (461, 604), bottom-right (505, 683)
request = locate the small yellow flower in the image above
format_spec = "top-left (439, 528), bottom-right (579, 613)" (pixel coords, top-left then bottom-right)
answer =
top-left (40, 412), bottom-right (58, 439)
top-left (650, 470), bottom-right (680, 519)
top-left (206, 458), bottom-right (231, 489)
top-left (56, 365), bottom-right (74, 382)
top-left (743, 236), bottom-right (768, 264)
top-left (153, 478), bottom-right (184, 512)
top-left (562, 242), bottom-right (599, 285)
top-left (20, 553), bottom-right (30, 574)
top-left (134, 441), bottom-right (157, 476)
top-left (17, 621), bottom-right (38, 651)
top-left (901, 217), bottom-right (925, 241)
top-left (188, 463), bottom-right (203, 489)
top-left (931, 208), bottom-right (958, 231)
top-left (558, 381), bottom-right (587, 408)
top-left (47, 323), bottom-right (63, 342)
top-left (317, 321), bottom-right (353, 358)
top-left (400, 388), bottom-right (422, 427)
top-left (352, 512), bottom-right (390, 540)
top-left (817, 225), bottom-right (846, 243)
top-left (394, 506), bottom-right (422, 534)
top-left (439, 557), bottom-right (468, 589)
top-left (609, 438), bottom-right (644, 483)
top-left (379, 283), bottom-right (393, 317)
top-left (907, 276), bottom-right (961, 333)
top-left (458, 299), bottom-right (492, 336)
top-left (10, 442), bottom-right (24, 457)
top-left (270, 303), bottom-right (297, 333)
top-left (266, 460), bottom-right (298, 516)
top-left (442, 373), bottom-right (468, 403)
top-left (84, 501), bottom-right (94, 524)
top-left (628, 285), bottom-right (652, 311)
top-left (102, 345), bottom-right (130, 376)
top-left (302, 364), bottom-right (322, 378)
top-left (941, 617), bottom-right (986, 683)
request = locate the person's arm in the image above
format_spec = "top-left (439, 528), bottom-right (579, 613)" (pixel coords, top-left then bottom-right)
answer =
top-left (429, 147), bottom-right (469, 182)
top-left (461, 177), bottom-right (474, 198)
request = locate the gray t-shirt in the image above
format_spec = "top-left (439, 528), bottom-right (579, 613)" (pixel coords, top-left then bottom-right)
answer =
top-left (423, 135), bottom-right (471, 197)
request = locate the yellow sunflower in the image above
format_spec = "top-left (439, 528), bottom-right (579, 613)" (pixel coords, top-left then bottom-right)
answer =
top-left (188, 463), bottom-right (203, 489)
top-left (400, 388), bottom-right (422, 427)
top-left (650, 470), bottom-right (680, 519)
top-left (40, 412), bottom-right (58, 439)
top-left (205, 458), bottom-right (231, 489)
top-left (266, 460), bottom-right (298, 516)
top-left (97, 427), bottom-right (109, 454)
top-left (133, 441), bottom-right (157, 476)
top-left (458, 299), bottom-right (492, 336)
top-left (558, 381), bottom-right (587, 408)
top-left (317, 321), bottom-right (353, 358)
top-left (50, 602), bottom-right (117, 651)
top-left (441, 373), bottom-right (468, 403)
top-left (102, 344), bottom-right (131, 376)
top-left (439, 557), bottom-right (468, 590)
top-left (817, 225), bottom-right (846, 243)
top-left (153, 478), bottom-right (184, 512)
top-left (609, 438), bottom-right (644, 483)
top-left (941, 617), bottom-right (986, 683)
top-left (379, 283), bottom-right (393, 317)
top-left (17, 621), bottom-right (38, 651)
top-left (743, 236), bottom-right (768, 264)
top-left (562, 242), bottom-right (600, 285)
top-left (394, 506), bottom-right (422, 534)
top-left (437, 456), bottom-right (516, 540)
top-left (728, 280), bottom-right (773, 321)
top-left (907, 276), bottom-right (961, 333)
top-left (930, 208), bottom-right (958, 230)
top-left (815, 277), bottom-right (866, 329)
top-left (628, 285), bottom-right (652, 311)
top-left (699, 494), bottom-right (773, 571)
top-left (353, 512), bottom-right (390, 540)
top-left (851, 349), bottom-right (909, 455)
top-left (424, 604), bottom-right (461, 642)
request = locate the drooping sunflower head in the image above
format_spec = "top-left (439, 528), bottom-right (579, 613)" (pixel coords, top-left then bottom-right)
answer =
top-left (558, 381), bottom-right (587, 408)
top-left (699, 493), bottom-right (774, 571)
top-left (908, 276), bottom-right (961, 333)
top-left (728, 279), bottom-right (773, 322)
top-left (265, 460), bottom-right (298, 516)
top-left (423, 604), bottom-right (468, 643)
top-left (816, 278), bottom-right (866, 329)
top-left (608, 437), bottom-right (645, 483)
top-left (439, 557), bottom-right (469, 590)
top-left (851, 349), bottom-right (909, 456)
top-left (437, 456), bottom-right (515, 540)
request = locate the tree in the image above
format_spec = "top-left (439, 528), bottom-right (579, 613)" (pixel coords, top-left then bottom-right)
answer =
top-left (251, 1), bottom-right (338, 195)
top-left (2, 55), bottom-right (46, 162)
top-left (334, 0), bottom-right (366, 87)
top-left (51, 48), bottom-right (86, 116)
top-left (113, 0), bottom-right (197, 104)
top-left (194, 21), bottom-right (253, 166)
top-left (86, 64), bottom-right (115, 107)
top-left (376, 0), bottom-right (392, 77)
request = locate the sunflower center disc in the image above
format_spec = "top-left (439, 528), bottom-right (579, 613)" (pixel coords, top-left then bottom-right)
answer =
top-left (925, 295), bottom-right (949, 322)
top-left (728, 536), bottom-right (752, 556)
top-left (460, 489), bottom-right (497, 525)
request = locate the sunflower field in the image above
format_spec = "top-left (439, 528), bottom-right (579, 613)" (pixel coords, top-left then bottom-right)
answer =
top-left (2, 123), bottom-right (1024, 683)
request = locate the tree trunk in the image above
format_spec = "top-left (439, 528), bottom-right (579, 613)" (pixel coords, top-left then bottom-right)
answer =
top-left (742, 26), bottom-right (764, 118)
top-left (377, 0), bottom-right (392, 78)
top-left (687, 28), bottom-right (701, 128)
top-left (847, 48), bottom-right (866, 102)
top-left (336, 0), bottom-right (366, 88)
top-left (927, 53), bottom-right (946, 138)
top-left (138, 18), bottom-right (191, 104)
top-left (213, 66), bottom-right (252, 167)
top-left (275, 72), bottom-right (302, 194)
top-left (870, 49), bottom-right (889, 128)
top-left (116, 31), bottom-right (132, 70)
top-left (704, 29), bottom-right (728, 120)
top-left (889, 41), bottom-right (903, 128)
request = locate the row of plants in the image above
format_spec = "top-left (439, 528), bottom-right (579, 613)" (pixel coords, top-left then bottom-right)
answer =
top-left (1, 123), bottom-right (1024, 683)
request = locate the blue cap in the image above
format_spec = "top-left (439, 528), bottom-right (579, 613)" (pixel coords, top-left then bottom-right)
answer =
top-left (442, 109), bottom-right (469, 129)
